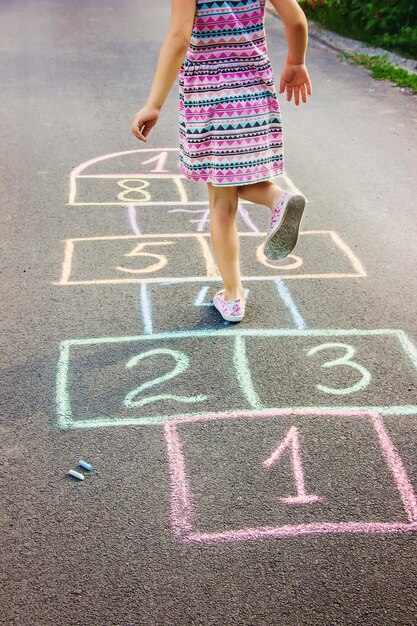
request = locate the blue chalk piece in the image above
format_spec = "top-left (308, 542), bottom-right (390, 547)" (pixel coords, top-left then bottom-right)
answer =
top-left (79, 460), bottom-right (93, 471)
top-left (68, 469), bottom-right (84, 481)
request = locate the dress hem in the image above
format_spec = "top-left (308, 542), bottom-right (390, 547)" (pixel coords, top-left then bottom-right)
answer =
top-left (178, 161), bottom-right (285, 187)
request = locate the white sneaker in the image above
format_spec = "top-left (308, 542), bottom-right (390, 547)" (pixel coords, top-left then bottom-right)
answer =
top-left (263, 189), bottom-right (306, 260)
top-left (213, 289), bottom-right (245, 322)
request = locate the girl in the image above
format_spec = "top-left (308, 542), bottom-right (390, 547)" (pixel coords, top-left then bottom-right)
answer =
top-left (131, 0), bottom-right (312, 322)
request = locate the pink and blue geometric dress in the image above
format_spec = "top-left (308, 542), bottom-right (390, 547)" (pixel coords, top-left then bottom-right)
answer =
top-left (178, 0), bottom-right (285, 187)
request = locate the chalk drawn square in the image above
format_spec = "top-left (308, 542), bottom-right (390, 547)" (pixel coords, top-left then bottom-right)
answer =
top-left (57, 333), bottom-right (251, 429)
top-left (164, 410), bottom-right (417, 543)
top-left (58, 234), bottom-right (219, 285)
top-left (71, 175), bottom-right (189, 206)
top-left (239, 231), bottom-right (366, 279)
top-left (121, 203), bottom-right (260, 235)
top-left (242, 331), bottom-right (417, 414)
top-left (148, 282), bottom-right (301, 333)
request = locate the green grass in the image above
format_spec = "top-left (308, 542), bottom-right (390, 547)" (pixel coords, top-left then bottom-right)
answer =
top-left (298, 2), bottom-right (417, 60)
top-left (339, 51), bottom-right (417, 93)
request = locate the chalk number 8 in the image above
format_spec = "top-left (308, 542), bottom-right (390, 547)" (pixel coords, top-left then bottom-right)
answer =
top-left (117, 179), bottom-right (151, 202)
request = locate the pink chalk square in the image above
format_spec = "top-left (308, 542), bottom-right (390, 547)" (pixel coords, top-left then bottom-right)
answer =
top-left (163, 409), bottom-right (417, 544)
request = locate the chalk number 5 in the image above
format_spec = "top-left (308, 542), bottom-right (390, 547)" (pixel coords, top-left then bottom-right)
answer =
top-left (306, 342), bottom-right (371, 396)
top-left (116, 241), bottom-right (174, 274)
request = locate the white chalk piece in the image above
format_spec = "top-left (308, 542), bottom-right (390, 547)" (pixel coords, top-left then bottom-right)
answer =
top-left (79, 460), bottom-right (93, 471)
top-left (68, 470), bottom-right (85, 481)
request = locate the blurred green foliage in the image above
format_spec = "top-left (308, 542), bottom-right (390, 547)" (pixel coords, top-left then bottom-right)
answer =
top-left (298, 0), bottom-right (417, 59)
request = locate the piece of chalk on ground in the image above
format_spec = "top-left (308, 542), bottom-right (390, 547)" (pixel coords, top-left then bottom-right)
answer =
top-left (68, 470), bottom-right (85, 480)
top-left (79, 460), bottom-right (93, 471)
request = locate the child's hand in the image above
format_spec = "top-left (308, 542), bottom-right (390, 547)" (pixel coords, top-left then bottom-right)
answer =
top-left (279, 63), bottom-right (312, 106)
top-left (131, 105), bottom-right (160, 142)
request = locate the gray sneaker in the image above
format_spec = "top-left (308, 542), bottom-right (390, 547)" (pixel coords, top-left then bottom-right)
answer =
top-left (263, 189), bottom-right (306, 260)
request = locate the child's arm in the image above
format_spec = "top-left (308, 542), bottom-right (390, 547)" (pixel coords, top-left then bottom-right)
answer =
top-left (131, 0), bottom-right (195, 142)
top-left (268, 0), bottom-right (312, 105)
top-left (269, 0), bottom-right (308, 65)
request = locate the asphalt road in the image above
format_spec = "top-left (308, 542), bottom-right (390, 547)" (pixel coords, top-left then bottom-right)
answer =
top-left (1, 1), bottom-right (417, 624)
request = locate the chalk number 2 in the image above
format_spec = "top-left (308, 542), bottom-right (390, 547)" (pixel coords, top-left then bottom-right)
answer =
top-left (307, 342), bottom-right (371, 395)
top-left (123, 348), bottom-right (208, 408)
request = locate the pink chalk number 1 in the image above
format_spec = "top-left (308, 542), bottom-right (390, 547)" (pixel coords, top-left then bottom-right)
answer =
top-left (141, 151), bottom-right (168, 172)
top-left (263, 427), bottom-right (324, 505)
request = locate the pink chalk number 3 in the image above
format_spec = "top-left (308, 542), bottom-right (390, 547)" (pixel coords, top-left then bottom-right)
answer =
top-left (263, 427), bottom-right (324, 505)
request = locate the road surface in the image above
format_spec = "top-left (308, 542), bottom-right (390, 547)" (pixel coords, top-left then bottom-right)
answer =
top-left (1, 1), bottom-right (417, 624)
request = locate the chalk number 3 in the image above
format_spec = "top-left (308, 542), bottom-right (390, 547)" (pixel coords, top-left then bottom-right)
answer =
top-left (306, 342), bottom-right (371, 396)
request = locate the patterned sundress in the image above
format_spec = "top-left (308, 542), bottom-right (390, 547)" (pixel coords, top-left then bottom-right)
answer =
top-left (178, 0), bottom-right (284, 187)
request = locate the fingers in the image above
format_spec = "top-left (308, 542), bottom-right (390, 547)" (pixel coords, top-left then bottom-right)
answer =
top-left (294, 85), bottom-right (300, 105)
top-left (131, 115), bottom-right (159, 141)
top-left (283, 80), bottom-right (312, 105)
top-left (142, 122), bottom-right (153, 139)
top-left (131, 120), bottom-right (147, 142)
top-left (301, 83), bottom-right (307, 103)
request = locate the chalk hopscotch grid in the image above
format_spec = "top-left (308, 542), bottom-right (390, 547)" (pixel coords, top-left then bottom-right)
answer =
top-left (168, 201), bottom-right (264, 234)
top-left (143, 279), bottom-right (305, 332)
top-left (55, 231), bottom-right (367, 286)
top-left (163, 409), bottom-right (417, 543)
top-left (56, 328), bottom-right (417, 431)
top-left (274, 279), bottom-right (307, 330)
top-left (140, 283), bottom-right (154, 335)
top-left (63, 148), bottom-right (417, 545)
top-left (68, 147), bottom-right (294, 206)
top-left (69, 148), bottom-right (187, 206)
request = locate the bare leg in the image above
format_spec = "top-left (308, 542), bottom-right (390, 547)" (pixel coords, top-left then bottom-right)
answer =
top-left (236, 180), bottom-right (285, 213)
top-left (207, 182), bottom-right (244, 301)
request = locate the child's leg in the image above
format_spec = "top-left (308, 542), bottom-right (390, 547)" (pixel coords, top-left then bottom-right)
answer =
top-left (236, 180), bottom-right (285, 213)
top-left (207, 182), bottom-right (244, 301)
